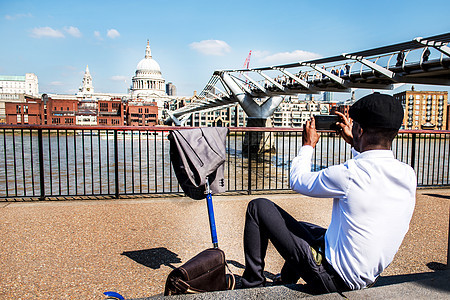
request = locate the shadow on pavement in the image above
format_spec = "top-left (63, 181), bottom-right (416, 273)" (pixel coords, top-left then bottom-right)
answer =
top-left (423, 193), bottom-right (450, 200)
top-left (375, 269), bottom-right (450, 292)
top-left (122, 247), bottom-right (182, 270)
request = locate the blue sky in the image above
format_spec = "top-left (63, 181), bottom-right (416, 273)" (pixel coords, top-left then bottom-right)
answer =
top-left (1, 0), bottom-right (450, 99)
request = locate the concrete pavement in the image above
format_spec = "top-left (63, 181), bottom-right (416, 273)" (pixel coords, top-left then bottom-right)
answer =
top-left (1, 189), bottom-right (449, 299)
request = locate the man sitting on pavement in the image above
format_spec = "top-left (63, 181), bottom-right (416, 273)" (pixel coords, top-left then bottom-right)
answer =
top-left (240, 92), bottom-right (417, 293)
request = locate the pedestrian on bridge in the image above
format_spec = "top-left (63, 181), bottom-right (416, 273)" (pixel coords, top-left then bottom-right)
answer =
top-left (240, 93), bottom-right (416, 294)
top-left (396, 50), bottom-right (405, 66)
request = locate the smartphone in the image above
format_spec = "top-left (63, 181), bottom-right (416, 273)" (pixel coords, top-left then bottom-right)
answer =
top-left (314, 115), bottom-right (340, 131)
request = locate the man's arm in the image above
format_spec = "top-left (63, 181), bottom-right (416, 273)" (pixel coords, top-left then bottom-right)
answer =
top-left (290, 118), bottom-right (348, 197)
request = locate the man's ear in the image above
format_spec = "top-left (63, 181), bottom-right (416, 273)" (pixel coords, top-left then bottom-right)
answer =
top-left (358, 127), bottom-right (364, 136)
top-left (353, 122), bottom-right (363, 137)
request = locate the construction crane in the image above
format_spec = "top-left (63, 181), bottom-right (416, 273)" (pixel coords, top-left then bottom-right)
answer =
top-left (243, 50), bottom-right (252, 69)
top-left (240, 50), bottom-right (252, 87)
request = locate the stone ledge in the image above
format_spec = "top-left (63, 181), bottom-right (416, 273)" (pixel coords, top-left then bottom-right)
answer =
top-left (131, 269), bottom-right (450, 300)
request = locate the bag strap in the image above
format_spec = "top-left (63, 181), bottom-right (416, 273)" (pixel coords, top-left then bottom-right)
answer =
top-left (225, 261), bottom-right (236, 290)
top-left (167, 277), bottom-right (206, 295)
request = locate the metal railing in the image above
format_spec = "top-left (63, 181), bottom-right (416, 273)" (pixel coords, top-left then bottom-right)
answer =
top-left (0, 125), bottom-right (449, 200)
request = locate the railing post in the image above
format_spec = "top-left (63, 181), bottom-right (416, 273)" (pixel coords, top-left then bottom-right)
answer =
top-left (38, 128), bottom-right (45, 201)
top-left (411, 133), bottom-right (416, 170)
top-left (247, 131), bottom-right (252, 195)
top-left (114, 130), bottom-right (119, 199)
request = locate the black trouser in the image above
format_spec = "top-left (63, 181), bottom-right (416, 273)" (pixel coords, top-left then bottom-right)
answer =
top-left (241, 198), bottom-right (349, 294)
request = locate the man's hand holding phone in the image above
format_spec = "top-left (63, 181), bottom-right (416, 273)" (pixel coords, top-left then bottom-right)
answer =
top-left (334, 111), bottom-right (353, 147)
top-left (303, 117), bottom-right (320, 148)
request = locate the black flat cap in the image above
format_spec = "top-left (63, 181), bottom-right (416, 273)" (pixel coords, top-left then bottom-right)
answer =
top-left (349, 92), bottom-right (404, 129)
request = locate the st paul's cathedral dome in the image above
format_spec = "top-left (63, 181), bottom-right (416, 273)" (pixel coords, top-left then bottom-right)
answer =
top-left (131, 41), bottom-right (166, 98)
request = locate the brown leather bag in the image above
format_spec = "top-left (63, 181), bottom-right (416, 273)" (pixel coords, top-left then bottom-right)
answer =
top-left (164, 248), bottom-right (234, 295)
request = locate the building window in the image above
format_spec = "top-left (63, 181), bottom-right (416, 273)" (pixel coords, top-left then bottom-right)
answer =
top-left (16, 105), bottom-right (21, 114)
top-left (99, 119), bottom-right (107, 124)
top-left (17, 115), bottom-right (21, 123)
top-left (65, 118), bottom-right (73, 124)
top-left (24, 115), bottom-right (28, 123)
top-left (100, 103), bottom-right (108, 112)
top-left (52, 118), bottom-right (60, 124)
top-left (24, 105), bottom-right (28, 113)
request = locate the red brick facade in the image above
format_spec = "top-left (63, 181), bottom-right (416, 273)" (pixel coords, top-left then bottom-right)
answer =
top-left (5, 97), bottom-right (42, 125)
top-left (47, 98), bottom-right (78, 125)
top-left (126, 102), bottom-right (158, 126)
top-left (4, 95), bottom-right (157, 126)
top-left (98, 98), bottom-right (125, 126)
top-left (330, 104), bottom-right (350, 120)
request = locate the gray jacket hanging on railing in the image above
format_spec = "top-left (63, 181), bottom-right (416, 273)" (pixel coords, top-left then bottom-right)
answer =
top-left (168, 127), bottom-right (229, 200)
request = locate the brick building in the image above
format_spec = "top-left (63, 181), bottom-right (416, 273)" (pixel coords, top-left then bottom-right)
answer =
top-left (98, 98), bottom-right (125, 126)
top-left (47, 97), bottom-right (78, 125)
top-left (5, 95), bottom-right (157, 127)
top-left (330, 104), bottom-right (350, 120)
top-left (5, 96), bottom-right (42, 125)
top-left (126, 101), bottom-right (158, 126)
top-left (394, 90), bottom-right (448, 130)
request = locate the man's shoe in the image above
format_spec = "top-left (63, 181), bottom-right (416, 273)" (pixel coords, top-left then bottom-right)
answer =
top-left (272, 274), bottom-right (284, 285)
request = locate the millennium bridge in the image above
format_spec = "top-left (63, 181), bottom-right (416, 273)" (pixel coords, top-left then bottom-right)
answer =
top-left (166, 33), bottom-right (450, 127)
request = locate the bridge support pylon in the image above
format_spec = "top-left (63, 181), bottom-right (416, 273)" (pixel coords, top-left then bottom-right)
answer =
top-left (243, 118), bottom-right (275, 158)
top-left (219, 72), bottom-right (282, 157)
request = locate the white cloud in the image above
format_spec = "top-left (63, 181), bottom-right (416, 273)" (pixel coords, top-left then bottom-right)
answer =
top-left (252, 50), bottom-right (270, 59)
top-left (64, 26), bottom-right (82, 38)
top-left (255, 50), bottom-right (321, 65)
top-left (49, 81), bottom-right (64, 86)
top-left (94, 31), bottom-right (102, 40)
top-left (30, 27), bottom-right (65, 38)
top-left (107, 29), bottom-right (120, 39)
top-left (111, 75), bottom-right (127, 81)
top-left (189, 40), bottom-right (231, 56)
top-left (5, 13), bottom-right (32, 20)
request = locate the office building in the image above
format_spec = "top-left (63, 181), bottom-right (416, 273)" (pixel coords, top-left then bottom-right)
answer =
top-left (0, 73), bottom-right (39, 120)
top-left (394, 89), bottom-right (448, 130)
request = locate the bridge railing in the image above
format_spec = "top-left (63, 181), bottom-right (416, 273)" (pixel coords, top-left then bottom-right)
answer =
top-left (238, 45), bottom-right (447, 96)
top-left (0, 125), bottom-right (449, 200)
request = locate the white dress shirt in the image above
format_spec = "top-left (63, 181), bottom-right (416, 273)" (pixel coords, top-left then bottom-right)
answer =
top-left (290, 145), bottom-right (416, 290)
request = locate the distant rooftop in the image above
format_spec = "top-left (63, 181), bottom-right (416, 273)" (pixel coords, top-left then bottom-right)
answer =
top-left (0, 75), bottom-right (26, 81)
